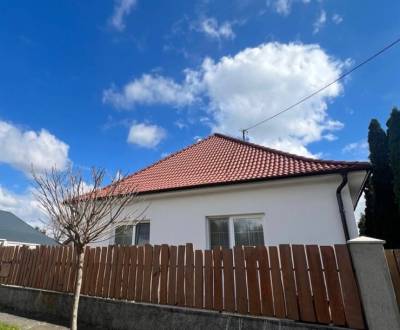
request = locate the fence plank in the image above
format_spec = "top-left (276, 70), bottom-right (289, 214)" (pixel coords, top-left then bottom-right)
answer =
top-left (279, 245), bottom-right (299, 320)
top-left (335, 245), bottom-right (365, 329)
top-left (194, 250), bottom-right (204, 309)
top-left (142, 244), bottom-right (153, 302)
top-left (135, 246), bottom-right (144, 301)
top-left (103, 246), bottom-right (113, 298)
top-left (213, 247), bottom-right (223, 311)
top-left (95, 247), bottom-right (107, 297)
top-left (151, 245), bottom-right (161, 304)
top-left (386, 250), bottom-right (400, 308)
top-left (121, 246), bottom-right (131, 299)
top-left (109, 246), bottom-right (120, 298)
top-left (222, 248), bottom-right (235, 312)
top-left (176, 245), bottom-right (186, 306)
top-left (320, 246), bottom-right (346, 326)
top-left (269, 246), bottom-right (285, 318)
top-left (68, 247), bottom-right (77, 293)
top-left (127, 246), bottom-right (138, 300)
top-left (245, 246), bottom-right (261, 315)
top-left (292, 245), bottom-right (316, 323)
top-left (159, 245), bottom-right (169, 305)
top-left (167, 245), bottom-right (177, 305)
top-left (81, 247), bottom-right (91, 295)
top-left (185, 243), bottom-right (194, 307)
top-left (233, 246), bottom-right (247, 314)
top-left (62, 247), bottom-right (72, 292)
top-left (204, 250), bottom-right (213, 310)
top-left (114, 247), bottom-right (125, 299)
top-left (306, 245), bottom-right (330, 324)
top-left (256, 246), bottom-right (274, 317)
top-left (89, 247), bottom-right (101, 296)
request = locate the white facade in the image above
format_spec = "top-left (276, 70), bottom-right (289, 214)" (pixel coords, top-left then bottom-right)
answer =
top-left (96, 171), bottom-right (367, 249)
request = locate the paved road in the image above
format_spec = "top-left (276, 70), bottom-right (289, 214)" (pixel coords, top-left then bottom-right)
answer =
top-left (0, 312), bottom-right (68, 330)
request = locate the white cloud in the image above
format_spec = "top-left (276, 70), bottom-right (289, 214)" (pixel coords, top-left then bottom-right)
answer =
top-left (342, 140), bottom-right (369, 159)
top-left (127, 123), bottom-right (166, 148)
top-left (0, 120), bottom-right (70, 175)
top-left (105, 42), bottom-right (346, 157)
top-left (110, 0), bottom-right (137, 31)
top-left (0, 185), bottom-right (45, 227)
top-left (332, 13), bottom-right (343, 24)
top-left (103, 74), bottom-right (198, 109)
top-left (198, 18), bottom-right (235, 40)
top-left (313, 10), bottom-right (327, 34)
top-left (274, 0), bottom-right (292, 16)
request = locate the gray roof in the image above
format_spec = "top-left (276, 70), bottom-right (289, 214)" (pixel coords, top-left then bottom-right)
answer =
top-left (0, 210), bottom-right (58, 245)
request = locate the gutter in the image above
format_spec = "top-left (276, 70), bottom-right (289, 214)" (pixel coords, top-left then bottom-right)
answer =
top-left (336, 172), bottom-right (350, 241)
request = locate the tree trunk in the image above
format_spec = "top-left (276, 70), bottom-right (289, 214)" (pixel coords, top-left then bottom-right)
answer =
top-left (71, 247), bottom-right (85, 330)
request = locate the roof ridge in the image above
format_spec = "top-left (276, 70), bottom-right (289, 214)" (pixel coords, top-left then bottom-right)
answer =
top-left (213, 133), bottom-right (368, 166)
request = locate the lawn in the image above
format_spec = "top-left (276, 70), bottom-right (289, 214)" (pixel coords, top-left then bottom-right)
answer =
top-left (0, 322), bottom-right (19, 330)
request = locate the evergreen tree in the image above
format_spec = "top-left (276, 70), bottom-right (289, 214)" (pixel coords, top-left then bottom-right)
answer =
top-left (387, 108), bottom-right (400, 212)
top-left (365, 119), bottom-right (398, 247)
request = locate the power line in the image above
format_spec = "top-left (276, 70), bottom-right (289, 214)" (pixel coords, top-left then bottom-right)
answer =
top-left (241, 35), bottom-right (400, 138)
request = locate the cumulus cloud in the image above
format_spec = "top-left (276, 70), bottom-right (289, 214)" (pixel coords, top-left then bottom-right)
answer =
top-left (110, 0), bottom-right (137, 31)
top-left (313, 10), bottom-right (327, 34)
top-left (198, 17), bottom-right (235, 40)
top-left (0, 185), bottom-right (45, 227)
top-left (103, 74), bottom-right (198, 109)
top-left (127, 123), bottom-right (166, 148)
top-left (0, 120), bottom-right (70, 175)
top-left (105, 42), bottom-right (346, 157)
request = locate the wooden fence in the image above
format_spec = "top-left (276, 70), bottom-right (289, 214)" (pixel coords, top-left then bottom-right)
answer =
top-left (386, 249), bottom-right (400, 309)
top-left (0, 244), bottom-right (364, 329)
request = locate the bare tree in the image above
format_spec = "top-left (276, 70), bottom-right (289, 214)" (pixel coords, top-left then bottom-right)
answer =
top-left (32, 167), bottom-right (142, 330)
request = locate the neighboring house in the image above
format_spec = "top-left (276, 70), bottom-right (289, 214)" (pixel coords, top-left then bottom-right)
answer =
top-left (96, 133), bottom-right (370, 249)
top-left (0, 210), bottom-right (57, 246)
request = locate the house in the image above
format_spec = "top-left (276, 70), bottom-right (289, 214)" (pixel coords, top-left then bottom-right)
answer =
top-left (97, 133), bottom-right (370, 249)
top-left (0, 210), bottom-right (58, 246)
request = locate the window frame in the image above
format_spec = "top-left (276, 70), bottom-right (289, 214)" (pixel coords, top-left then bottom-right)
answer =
top-left (113, 219), bottom-right (150, 246)
top-left (207, 214), bottom-right (265, 249)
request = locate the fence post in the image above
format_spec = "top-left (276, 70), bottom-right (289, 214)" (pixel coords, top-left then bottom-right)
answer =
top-left (347, 236), bottom-right (400, 330)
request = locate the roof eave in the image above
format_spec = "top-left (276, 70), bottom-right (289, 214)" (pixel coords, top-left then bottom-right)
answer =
top-left (133, 164), bottom-right (371, 197)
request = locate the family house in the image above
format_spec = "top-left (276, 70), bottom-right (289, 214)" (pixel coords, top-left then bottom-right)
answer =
top-left (98, 133), bottom-right (370, 249)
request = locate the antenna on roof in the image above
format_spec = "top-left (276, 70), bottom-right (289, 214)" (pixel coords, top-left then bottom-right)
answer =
top-left (241, 129), bottom-right (248, 141)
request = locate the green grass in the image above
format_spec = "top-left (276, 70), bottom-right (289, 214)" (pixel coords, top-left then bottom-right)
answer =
top-left (0, 322), bottom-right (20, 330)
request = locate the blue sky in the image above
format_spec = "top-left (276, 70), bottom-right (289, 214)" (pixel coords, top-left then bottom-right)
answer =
top-left (0, 0), bottom-right (399, 224)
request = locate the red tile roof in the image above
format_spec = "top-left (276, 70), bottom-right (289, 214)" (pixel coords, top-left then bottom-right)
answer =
top-left (104, 133), bottom-right (370, 196)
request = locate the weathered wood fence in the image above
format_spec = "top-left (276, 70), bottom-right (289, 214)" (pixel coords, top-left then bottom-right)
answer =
top-left (0, 244), bottom-right (364, 329)
top-left (386, 249), bottom-right (400, 309)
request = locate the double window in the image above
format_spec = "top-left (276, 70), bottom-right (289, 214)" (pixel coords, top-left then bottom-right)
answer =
top-left (208, 215), bottom-right (264, 249)
top-left (114, 222), bottom-right (150, 246)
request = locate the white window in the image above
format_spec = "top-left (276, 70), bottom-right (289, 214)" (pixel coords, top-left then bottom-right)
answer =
top-left (208, 214), bottom-right (265, 249)
top-left (114, 221), bottom-right (150, 246)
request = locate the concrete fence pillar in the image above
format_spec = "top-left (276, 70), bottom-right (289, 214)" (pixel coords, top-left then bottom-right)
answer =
top-left (347, 236), bottom-right (400, 330)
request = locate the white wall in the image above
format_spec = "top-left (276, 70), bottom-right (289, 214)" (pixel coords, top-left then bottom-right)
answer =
top-left (95, 173), bottom-right (361, 249)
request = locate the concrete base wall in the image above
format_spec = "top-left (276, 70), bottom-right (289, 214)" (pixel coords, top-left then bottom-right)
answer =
top-left (0, 285), bottom-right (348, 330)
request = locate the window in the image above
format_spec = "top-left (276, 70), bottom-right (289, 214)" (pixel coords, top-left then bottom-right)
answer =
top-left (115, 225), bottom-right (133, 246)
top-left (135, 222), bottom-right (150, 245)
top-left (114, 222), bottom-right (150, 246)
top-left (208, 215), bottom-right (264, 249)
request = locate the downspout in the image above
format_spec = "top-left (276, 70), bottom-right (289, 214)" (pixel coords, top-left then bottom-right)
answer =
top-left (336, 172), bottom-right (350, 241)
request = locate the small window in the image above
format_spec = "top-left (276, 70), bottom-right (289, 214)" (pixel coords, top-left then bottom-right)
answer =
top-left (135, 222), bottom-right (150, 245)
top-left (115, 225), bottom-right (133, 246)
top-left (234, 217), bottom-right (264, 246)
top-left (209, 217), bottom-right (230, 249)
top-left (208, 215), bottom-right (264, 248)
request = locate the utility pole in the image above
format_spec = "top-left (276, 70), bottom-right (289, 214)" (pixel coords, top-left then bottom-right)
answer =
top-left (241, 129), bottom-right (247, 141)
